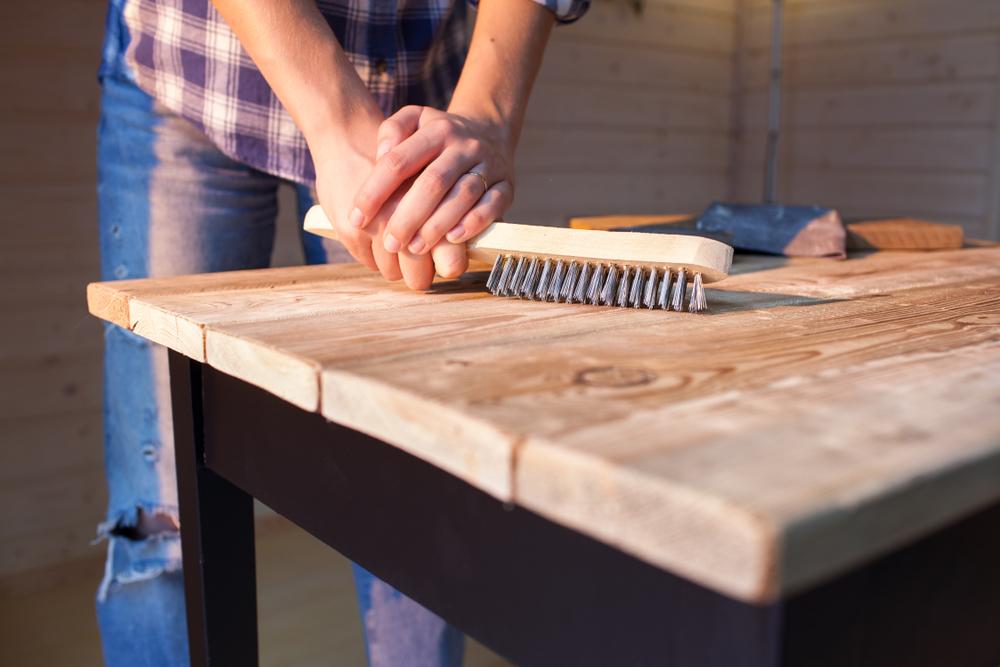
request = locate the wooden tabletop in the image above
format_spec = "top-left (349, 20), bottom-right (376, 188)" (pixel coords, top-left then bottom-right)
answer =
top-left (87, 245), bottom-right (1000, 604)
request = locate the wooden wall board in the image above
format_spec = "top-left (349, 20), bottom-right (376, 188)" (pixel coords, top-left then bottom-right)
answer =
top-left (87, 245), bottom-right (1000, 602)
top-left (741, 33), bottom-right (1000, 89)
top-left (742, 0), bottom-right (1000, 49)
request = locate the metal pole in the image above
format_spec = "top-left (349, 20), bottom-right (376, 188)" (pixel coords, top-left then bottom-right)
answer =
top-left (763, 0), bottom-right (784, 204)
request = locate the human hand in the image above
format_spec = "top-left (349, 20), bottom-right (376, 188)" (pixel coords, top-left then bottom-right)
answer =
top-left (347, 105), bottom-right (515, 261)
top-left (313, 140), bottom-right (443, 290)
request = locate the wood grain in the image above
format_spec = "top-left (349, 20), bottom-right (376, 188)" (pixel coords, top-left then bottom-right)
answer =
top-left (87, 245), bottom-right (1000, 603)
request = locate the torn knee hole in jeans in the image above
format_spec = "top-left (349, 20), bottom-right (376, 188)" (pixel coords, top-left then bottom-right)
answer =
top-left (108, 508), bottom-right (180, 540)
top-left (97, 508), bottom-right (182, 602)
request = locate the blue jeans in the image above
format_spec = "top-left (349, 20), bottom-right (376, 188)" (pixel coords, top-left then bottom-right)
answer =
top-left (95, 45), bottom-right (463, 667)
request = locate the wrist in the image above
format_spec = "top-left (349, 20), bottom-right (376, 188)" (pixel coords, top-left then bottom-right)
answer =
top-left (447, 98), bottom-right (518, 156)
top-left (306, 100), bottom-right (383, 170)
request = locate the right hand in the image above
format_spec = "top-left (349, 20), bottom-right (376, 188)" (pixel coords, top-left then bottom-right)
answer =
top-left (312, 137), bottom-right (468, 290)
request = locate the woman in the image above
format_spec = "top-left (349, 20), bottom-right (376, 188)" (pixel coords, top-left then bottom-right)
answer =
top-left (95, 0), bottom-right (589, 664)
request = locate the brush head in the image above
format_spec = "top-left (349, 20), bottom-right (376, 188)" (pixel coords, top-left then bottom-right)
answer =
top-left (485, 254), bottom-right (709, 313)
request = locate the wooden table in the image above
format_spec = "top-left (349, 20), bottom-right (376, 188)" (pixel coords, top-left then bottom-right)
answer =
top-left (87, 246), bottom-right (1000, 666)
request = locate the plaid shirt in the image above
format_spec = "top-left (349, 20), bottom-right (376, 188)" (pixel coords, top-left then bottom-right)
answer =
top-left (102, 0), bottom-right (589, 185)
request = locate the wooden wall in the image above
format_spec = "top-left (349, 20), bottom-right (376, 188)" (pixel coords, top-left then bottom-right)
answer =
top-left (731, 0), bottom-right (1000, 240)
top-left (1, 1), bottom-right (108, 577)
top-left (509, 0), bottom-right (738, 224)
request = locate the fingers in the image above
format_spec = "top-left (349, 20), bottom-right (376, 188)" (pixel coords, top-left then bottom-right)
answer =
top-left (375, 105), bottom-right (423, 161)
top-left (329, 218), bottom-right (379, 271)
top-left (430, 240), bottom-right (468, 280)
top-left (342, 231), bottom-right (378, 271)
top-left (383, 152), bottom-right (481, 254)
top-left (447, 180), bottom-right (514, 244)
top-left (370, 219), bottom-right (403, 282)
top-left (352, 120), bottom-right (448, 229)
top-left (401, 171), bottom-right (487, 253)
top-left (397, 249), bottom-right (436, 291)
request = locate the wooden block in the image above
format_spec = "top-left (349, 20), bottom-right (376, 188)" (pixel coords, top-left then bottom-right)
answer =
top-left (568, 214), bottom-right (696, 231)
top-left (846, 218), bottom-right (965, 251)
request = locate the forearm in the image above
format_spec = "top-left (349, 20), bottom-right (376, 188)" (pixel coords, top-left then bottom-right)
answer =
top-left (210, 0), bottom-right (383, 158)
top-left (448, 0), bottom-right (555, 153)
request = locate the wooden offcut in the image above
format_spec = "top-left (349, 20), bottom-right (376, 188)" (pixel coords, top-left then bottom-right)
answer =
top-left (845, 217), bottom-right (965, 250)
top-left (87, 245), bottom-right (1000, 604)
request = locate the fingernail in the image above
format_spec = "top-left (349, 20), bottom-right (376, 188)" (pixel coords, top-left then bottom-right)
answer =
top-left (348, 207), bottom-right (365, 228)
top-left (446, 223), bottom-right (466, 243)
top-left (376, 140), bottom-right (393, 161)
top-left (383, 233), bottom-right (401, 253)
top-left (407, 236), bottom-right (426, 254)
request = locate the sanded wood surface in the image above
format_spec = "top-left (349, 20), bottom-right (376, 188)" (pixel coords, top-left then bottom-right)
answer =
top-left (87, 246), bottom-right (1000, 603)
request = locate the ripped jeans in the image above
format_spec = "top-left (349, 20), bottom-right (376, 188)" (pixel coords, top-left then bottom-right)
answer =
top-left (95, 59), bottom-right (463, 667)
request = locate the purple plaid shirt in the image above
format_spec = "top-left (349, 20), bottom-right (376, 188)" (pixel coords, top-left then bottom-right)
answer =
top-left (101, 0), bottom-right (589, 185)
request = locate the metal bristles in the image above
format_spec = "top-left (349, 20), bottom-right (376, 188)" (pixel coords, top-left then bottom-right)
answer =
top-left (571, 262), bottom-right (592, 304)
top-left (688, 272), bottom-right (707, 313)
top-left (615, 266), bottom-right (631, 308)
top-left (518, 257), bottom-right (539, 298)
top-left (670, 268), bottom-right (687, 312)
top-left (642, 267), bottom-right (658, 309)
top-left (486, 254), bottom-right (504, 293)
top-left (485, 254), bottom-right (709, 312)
top-left (547, 260), bottom-right (566, 302)
top-left (600, 265), bottom-right (620, 305)
top-left (533, 259), bottom-right (553, 301)
top-left (586, 264), bottom-right (606, 305)
top-left (657, 268), bottom-right (672, 309)
top-left (560, 261), bottom-right (581, 302)
top-left (507, 256), bottom-right (527, 297)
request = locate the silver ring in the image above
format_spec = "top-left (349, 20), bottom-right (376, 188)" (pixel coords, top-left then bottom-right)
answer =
top-left (467, 170), bottom-right (488, 195)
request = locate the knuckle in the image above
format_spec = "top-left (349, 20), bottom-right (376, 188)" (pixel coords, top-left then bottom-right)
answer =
top-left (432, 118), bottom-right (457, 139)
top-left (383, 150), bottom-right (407, 174)
top-left (460, 176), bottom-right (483, 198)
top-left (422, 170), bottom-right (450, 196)
top-left (438, 261), bottom-right (462, 279)
top-left (355, 189), bottom-right (377, 213)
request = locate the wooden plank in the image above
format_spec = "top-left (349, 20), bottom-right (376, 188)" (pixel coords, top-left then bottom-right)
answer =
top-left (742, 33), bottom-right (1000, 89)
top-left (517, 125), bottom-right (730, 172)
top-left (735, 126), bottom-right (996, 172)
top-left (744, 0), bottom-right (1000, 50)
top-left (537, 41), bottom-right (733, 95)
top-left (509, 170), bottom-right (729, 226)
top-left (731, 167), bottom-right (990, 220)
top-left (518, 339), bottom-right (1000, 601)
top-left (524, 83), bottom-right (731, 130)
top-left (739, 82), bottom-right (998, 128)
top-left (559, 1), bottom-right (736, 54)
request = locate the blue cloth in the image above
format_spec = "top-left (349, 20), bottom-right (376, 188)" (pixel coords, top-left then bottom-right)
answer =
top-left (102, 0), bottom-right (589, 185)
top-left (96, 49), bottom-right (462, 667)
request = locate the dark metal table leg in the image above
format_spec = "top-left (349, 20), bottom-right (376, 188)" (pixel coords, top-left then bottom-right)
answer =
top-left (170, 352), bottom-right (258, 667)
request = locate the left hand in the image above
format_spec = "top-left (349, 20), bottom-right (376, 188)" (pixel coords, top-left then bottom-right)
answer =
top-left (348, 105), bottom-right (515, 257)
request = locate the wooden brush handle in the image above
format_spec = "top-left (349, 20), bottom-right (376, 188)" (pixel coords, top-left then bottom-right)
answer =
top-left (304, 206), bottom-right (733, 282)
